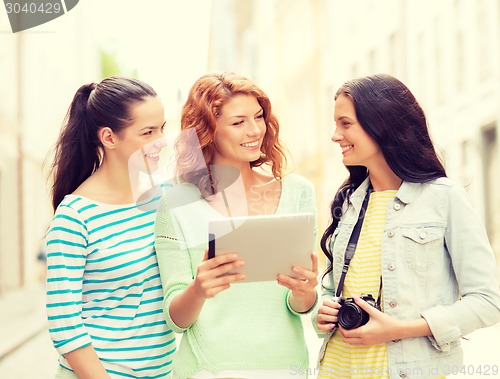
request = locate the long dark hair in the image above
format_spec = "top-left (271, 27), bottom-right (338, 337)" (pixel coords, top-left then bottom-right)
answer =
top-left (49, 76), bottom-right (157, 211)
top-left (321, 74), bottom-right (447, 276)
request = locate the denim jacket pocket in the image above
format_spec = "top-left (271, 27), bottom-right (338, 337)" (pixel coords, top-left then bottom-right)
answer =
top-left (401, 226), bottom-right (445, 273)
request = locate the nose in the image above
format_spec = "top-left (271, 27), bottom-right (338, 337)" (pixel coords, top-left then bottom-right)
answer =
top-left (331, 125), bottom-right (342, 143)
top-left (247, 119), bottom-right (261, 138)
top-left (153, 136), bottom-right (168, 149)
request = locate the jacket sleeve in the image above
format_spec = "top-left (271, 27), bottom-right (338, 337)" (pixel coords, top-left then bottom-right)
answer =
top-left (311, 268), bottom-right (337, 337)
top-left (421, 183), bottom-right (500, 350)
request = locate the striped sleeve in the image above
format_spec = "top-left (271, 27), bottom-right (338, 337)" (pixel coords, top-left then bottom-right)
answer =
top-left (46, 203), bottom-right (92, 355)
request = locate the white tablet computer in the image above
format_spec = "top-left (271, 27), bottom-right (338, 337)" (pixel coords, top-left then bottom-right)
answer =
top-left (208, 213), bottom-right (315, 282)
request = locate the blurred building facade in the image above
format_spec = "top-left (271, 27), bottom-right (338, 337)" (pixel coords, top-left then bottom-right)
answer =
top-left (208, 0), bottom-right (500, 274)
top-left (0, 9), bottom-right (99, 293)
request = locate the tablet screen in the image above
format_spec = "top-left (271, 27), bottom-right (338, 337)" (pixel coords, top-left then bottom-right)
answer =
top-left (208, 213), bottom-right (315, 282)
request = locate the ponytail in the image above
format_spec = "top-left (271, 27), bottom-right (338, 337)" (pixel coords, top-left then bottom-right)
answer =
top-left (50, 83), bottom-right (100, 211)
top-left (49, 76), bottom-right (157, 211)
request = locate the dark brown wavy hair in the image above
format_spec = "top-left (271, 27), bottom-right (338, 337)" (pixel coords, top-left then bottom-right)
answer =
top-left (321, 74), bottom-right (446, 282)
top-left (176, 72), bottom-right (287, 196)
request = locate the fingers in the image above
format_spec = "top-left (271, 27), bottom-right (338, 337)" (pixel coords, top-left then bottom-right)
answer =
top-left (194, 252), bottom-right (246, 298)
top-left (311, 252), bottom-right (318, 274)
top-left (279, 252), bottom-right (319, 286)
top-left (197, 272), bottom-right (246, 298)
top-left (316, 298), bottom-right (341, 331)
top-left (317, 323), bottom-right (336, 333)
top-left (353, 295), bottom-right (380, 316)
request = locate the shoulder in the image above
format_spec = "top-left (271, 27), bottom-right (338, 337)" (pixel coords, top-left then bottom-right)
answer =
top-left (403, 177), bottom-right (471, 208)
top-left (50, 196), bottom-right (90, 233)
top-left (423, 177), bottom-right (467, 198)
top-left (283, 173), bottom-right (315, 191)
top-left (158, 182), bottom-right (206, 219)
top-left (55, 195), bottom-right (90, 217)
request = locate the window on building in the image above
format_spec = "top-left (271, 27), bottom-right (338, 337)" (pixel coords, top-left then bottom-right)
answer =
top-left (434, 16), bottom-right (444, 104)
top-left (454, 0), bottom-right (465, 92)
top-left (477, 1), bottom-right (491, 82)
top-left (351, 63), bottom-right (359, 78)
top-left (388, 32), bottom-right (397, 75)
top-left (455, 30), bottom-right (464, 92)
top-left (369, 49), bottom-right (376, 74)
top-left (417, 33), bottom-right (426, 101)
top-left (482, 125), bottom-right (497, 240)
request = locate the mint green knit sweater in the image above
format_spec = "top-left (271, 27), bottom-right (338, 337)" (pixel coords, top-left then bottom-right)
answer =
top-left (154, 174), bottom-right (318, 378)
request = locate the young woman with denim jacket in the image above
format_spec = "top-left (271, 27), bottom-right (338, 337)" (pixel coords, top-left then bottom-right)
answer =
top-left (313, 74), bottom-right (500, 379)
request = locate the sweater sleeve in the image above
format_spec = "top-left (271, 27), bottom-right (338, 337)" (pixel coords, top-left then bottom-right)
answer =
top-left (45, 204), bottom-right (92, 355)
top-left (284, 174), bottom-right (320, 316)
top-left (154, 193), bottom-right (193, 334)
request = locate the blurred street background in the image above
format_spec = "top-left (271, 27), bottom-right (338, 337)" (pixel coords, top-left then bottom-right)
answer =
top-left (1, 0), bottom-right (500, 377)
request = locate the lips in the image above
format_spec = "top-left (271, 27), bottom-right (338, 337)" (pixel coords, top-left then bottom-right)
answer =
top-left (241, 140), bottom-right (259, 148)
top-left (341, 145), bottom-right (353, 153)
top-left (145, 152), bottom-right (160, 163)
top-left (241, 141), bottom-right (259, 148)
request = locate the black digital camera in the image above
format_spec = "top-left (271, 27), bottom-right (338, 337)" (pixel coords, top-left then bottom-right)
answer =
top-left (337, 294), bottom-right (380, 330)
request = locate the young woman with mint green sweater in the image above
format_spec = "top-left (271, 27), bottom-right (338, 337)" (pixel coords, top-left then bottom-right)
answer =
top-left (154, 72), bottom-right (319, 378)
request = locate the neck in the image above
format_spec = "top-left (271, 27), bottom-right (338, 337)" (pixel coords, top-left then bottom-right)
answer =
top-left (367, 161), bottom-right (402, 191)
top-left (210, 161), bottom-right (259, 191)
top-left (96, 157), bottom-right (138, 201)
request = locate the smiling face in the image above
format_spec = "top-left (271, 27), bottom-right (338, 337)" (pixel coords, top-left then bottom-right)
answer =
top-left (212, 94), bottom-right (266, 168)
top-left (332, 94), bottom-right (383, 169)
top-left (114, 96), bottom-right (167, 173)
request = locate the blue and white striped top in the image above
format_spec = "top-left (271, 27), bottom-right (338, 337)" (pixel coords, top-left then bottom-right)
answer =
top-left (46, 194), bottom-right (175, 378)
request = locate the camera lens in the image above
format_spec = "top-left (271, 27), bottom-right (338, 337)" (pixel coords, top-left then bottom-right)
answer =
top-left (338, 302), bottom-right (369, 330)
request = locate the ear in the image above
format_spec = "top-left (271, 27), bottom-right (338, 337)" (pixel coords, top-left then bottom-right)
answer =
top-left (99, 127), bottom-right (116, 149)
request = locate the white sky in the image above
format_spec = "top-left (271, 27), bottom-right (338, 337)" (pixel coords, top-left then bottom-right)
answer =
top-left (0, 0), bottom-right (212, 159)
top-left (85, 0), bottom-right (213, 116)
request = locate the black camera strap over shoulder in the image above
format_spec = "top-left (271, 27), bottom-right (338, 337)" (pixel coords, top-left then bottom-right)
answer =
top-left (335, 186), bottom-right (371, 298)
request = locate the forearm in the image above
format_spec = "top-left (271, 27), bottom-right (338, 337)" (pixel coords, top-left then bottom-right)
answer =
top-left (65, 345), bottom-right (111, 379)
top-left (169, 282), bottom-right (206, 329)
top-left (392, 317), bottom-right (432, 341)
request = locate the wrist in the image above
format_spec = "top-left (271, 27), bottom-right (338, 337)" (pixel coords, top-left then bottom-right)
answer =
top-left (187, 280), bottom-right (207, 303)
top-left (289, 290), bottom-right (318, 314)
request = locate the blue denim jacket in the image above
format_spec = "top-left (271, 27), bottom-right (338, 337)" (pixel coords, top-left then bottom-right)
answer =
top-left (313, 177), bottom-right (500, 379)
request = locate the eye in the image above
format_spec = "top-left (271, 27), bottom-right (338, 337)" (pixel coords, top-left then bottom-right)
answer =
top-left (143, 130), bottom-right (153, 136)
top-left (255, 113), bottom-right (264, 120)
top-left (161, 124), bottom-right (166, 133)
top-left (232, 120), bottom-right (244, 126)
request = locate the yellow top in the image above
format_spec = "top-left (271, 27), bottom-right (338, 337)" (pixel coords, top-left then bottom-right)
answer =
top-left (319, 190), bottom-right (445, 379)
top-left (319, 190), bottom-right (395, 379)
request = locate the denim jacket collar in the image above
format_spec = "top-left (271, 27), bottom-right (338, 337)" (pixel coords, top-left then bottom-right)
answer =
top-left (350, 177), bottom-right (422, 207)
top-left (348, 177), bottom-right (371, 214)
top-left (396, 181), bottom-right (421, 204)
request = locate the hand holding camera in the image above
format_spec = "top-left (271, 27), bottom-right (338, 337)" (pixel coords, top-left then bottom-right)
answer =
top-left (337, 294), bottom-right (381, 330)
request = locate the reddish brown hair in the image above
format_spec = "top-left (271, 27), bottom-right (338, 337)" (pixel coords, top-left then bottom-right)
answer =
top-left (176, 72), bottom-right (287, 196)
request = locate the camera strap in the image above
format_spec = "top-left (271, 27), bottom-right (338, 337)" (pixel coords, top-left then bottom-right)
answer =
top-left (335, 186), bottom-right (371, 298)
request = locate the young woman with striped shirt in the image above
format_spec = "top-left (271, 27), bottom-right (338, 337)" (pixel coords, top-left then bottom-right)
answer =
top-left (45, 76), bottom-right (176, 379)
